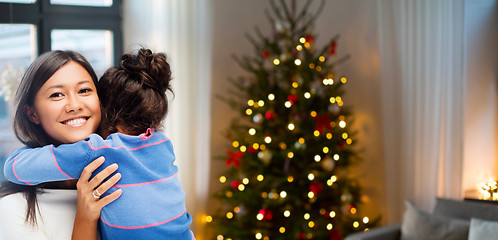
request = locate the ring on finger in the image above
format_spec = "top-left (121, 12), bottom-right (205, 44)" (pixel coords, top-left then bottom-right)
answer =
top-left (92, 189), bottom-right (102, 200)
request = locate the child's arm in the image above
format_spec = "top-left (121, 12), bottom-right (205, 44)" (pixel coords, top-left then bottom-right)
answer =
top-left (3, 137), bottom-right (98, 185)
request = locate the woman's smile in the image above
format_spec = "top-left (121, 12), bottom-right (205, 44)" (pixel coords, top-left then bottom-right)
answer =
top-left (61, 117), bottom-right (89, 128)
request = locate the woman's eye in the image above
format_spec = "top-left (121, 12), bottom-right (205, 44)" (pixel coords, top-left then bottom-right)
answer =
top-left (79, 88), bottom-right (93, 94)
top-left (49, 92), bottom-right (63, 98)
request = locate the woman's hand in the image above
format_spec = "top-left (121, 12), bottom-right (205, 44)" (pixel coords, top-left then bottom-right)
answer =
top-left (72, 156), bottom-right (122, 240)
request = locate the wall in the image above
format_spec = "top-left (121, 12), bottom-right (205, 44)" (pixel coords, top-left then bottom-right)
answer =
top-left (208, 0), bottom-right (387, 231)
top-left (462, 0), bottom-right (498, 194)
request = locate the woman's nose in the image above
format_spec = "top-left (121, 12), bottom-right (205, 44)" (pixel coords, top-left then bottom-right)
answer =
top-left (65, 96), bottom-right (83, 112)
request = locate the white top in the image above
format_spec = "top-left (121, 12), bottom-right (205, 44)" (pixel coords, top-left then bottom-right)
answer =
top-left (0, 189), bottom-right (77, 240)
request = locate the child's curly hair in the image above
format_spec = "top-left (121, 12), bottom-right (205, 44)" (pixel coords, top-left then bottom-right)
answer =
top-left (97, 48), bottom-right (173, 136)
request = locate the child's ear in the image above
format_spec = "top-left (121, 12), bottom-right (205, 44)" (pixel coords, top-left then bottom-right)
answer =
top-left (24, 105), bottom-right (41, 124)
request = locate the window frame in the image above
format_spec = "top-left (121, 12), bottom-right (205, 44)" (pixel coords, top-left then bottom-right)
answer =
top-left (0, 0), bottom-right (122, 65)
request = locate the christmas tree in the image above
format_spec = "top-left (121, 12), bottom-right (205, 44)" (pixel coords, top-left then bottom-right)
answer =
top-left (210, 1), bottom-right (378, 239)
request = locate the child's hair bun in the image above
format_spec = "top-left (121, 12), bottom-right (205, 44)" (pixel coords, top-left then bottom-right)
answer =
top-left (119, 48), bottom-right (171, 93)
top-left (97, 48), bottom-right (173, 135)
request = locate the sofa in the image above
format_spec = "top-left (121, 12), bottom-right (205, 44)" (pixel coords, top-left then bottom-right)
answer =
top-left (345, 198), bottom-right (498, 240)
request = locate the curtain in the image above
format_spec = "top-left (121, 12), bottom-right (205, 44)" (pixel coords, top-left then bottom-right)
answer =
top-left (377, 0), bottom-right (465, 223)
top-left (160, 0), bottom-right (213, 236)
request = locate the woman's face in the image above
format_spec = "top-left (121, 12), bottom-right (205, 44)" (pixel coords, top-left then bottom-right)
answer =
top-left (26, 61), bottom-right (101, 144)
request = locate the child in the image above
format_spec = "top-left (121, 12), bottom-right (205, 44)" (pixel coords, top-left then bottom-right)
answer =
top-left (4, 48), bottom-right (195, 240)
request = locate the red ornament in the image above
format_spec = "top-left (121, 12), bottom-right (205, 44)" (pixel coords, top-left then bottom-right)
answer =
top-left (258, 208), bottom-right (273, 220)
top-left (323, 210), bottom-right (329, 217)
top-left (262, 50), bottom-right (270, 58)
top-left (339, 141), bottom-right (346, 148)
top-left (287, 95), bottom-right (299, 105)
top-left (313, 113), bottom-right (332, 134)
top-left (305, 34), bottom-right (315, 43)
top-left (328, 227), bottom-right (343, 240)
top-left (231, 180), bottom-right (242, 189)
top-left (265, 210), bottom-right (273, 220)
top-left (226, 150), bottom-right (243, 168)
top-left (248, 146), bottom-right (259, 154)
top-left (329, 40), bottom-right (337, 55)
top-left (310, 182), bottom-right (324, 194)
top-left (297, 232), bottom-right (306, 240)
top-left (265, 111), bottom-right (276, 121)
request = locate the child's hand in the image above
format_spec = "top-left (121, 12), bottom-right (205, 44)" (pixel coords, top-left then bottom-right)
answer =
top-left (72, 156), bottom-right (122, 240)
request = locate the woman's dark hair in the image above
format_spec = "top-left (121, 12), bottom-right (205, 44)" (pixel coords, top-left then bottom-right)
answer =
top-left (0, 50), bottom-right (98, 226)
top-left (98, 48), bottom-right (172, 136)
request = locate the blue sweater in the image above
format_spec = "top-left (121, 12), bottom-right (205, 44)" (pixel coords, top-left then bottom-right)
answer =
top-left (3, 129), bottom-right (195, 240)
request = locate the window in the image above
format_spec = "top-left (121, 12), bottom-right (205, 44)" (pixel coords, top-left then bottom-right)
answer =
top-left (0, 0), bottom-right (35, 3)
top-left (51, 29), bottom-right (114, 75)
top-left (50, 0), bottom-right (112, 7)
top-left (0, 0), bottom-right (122, 181)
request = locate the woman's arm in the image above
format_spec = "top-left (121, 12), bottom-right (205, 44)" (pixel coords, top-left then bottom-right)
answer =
top-left (72, 157), bottom-right (122, 240)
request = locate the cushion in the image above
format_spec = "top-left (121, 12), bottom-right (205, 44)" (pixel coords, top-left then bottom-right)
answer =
top-left (433, 198), bottom-right (498, 221)
top-left (468, 218), bottom-right (498, 240)
top-left (400, 200), bottom-right (470, 240)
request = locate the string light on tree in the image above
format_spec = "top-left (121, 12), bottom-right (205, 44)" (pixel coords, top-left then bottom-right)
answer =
top-left (284, 210), bottom-right (291, 217)
top-left (257, 174), bottom-right (264, 181)
top-left (322, 78), bottom-right (334, 85)
top-left (219, 176), bottom-right (226, 183)
top-left (308, 173), bottom-right (315, 181)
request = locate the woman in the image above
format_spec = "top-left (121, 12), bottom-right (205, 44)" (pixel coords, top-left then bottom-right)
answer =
top-left (0, 50), bottom-right (121, 240)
